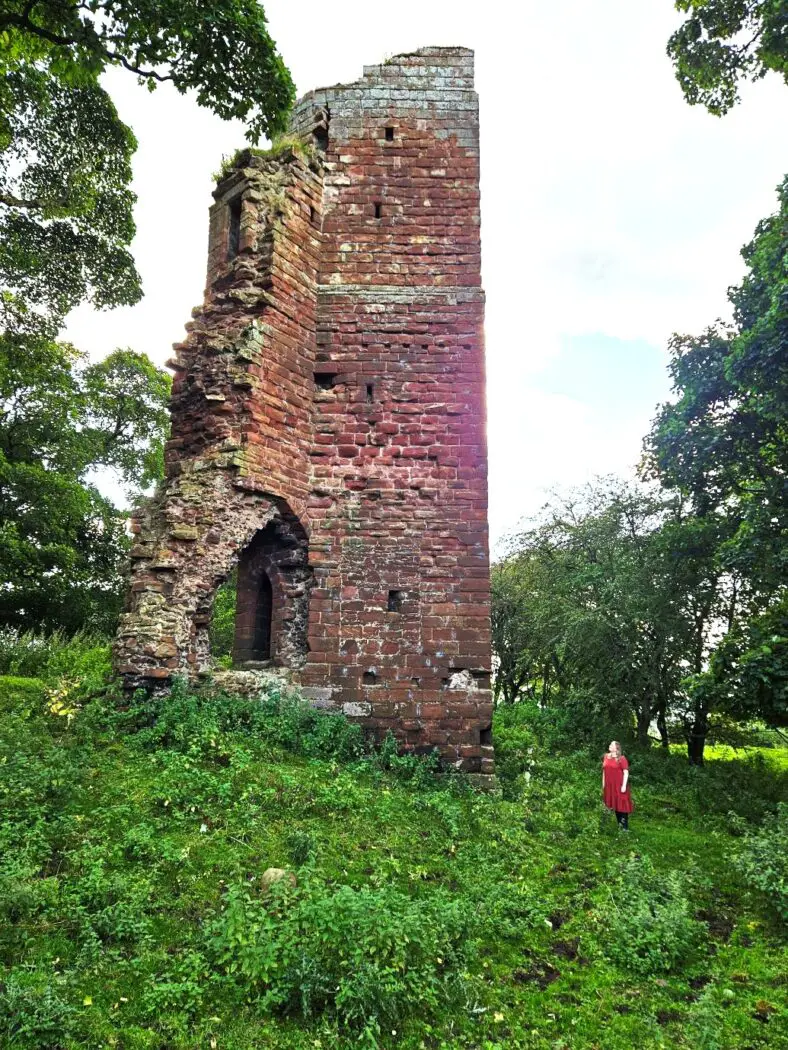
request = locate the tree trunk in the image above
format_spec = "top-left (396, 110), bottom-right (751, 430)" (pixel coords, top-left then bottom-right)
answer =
top-left (687, 705), bottom-right (707, 765)
top-left (637, 699), bottom-right (652, 747)
top-left (687, 726), bottom-right (706, 765)
top-left (656, 704), bottom-right (669, 748)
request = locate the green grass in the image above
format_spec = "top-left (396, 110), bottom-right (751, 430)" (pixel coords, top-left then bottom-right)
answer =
top-left (0, 666), bottom-right (786, 1049)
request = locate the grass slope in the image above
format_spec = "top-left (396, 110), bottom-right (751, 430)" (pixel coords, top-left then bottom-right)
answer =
top-left (0, 668), bottom-right (786, 1050)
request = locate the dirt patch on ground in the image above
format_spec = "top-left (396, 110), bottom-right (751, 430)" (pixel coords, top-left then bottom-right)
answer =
top-left (695, 908), bottom-right (734, 942)
top-left (656, 1009), bottom-right (683, 1025)
top-left (548, 910), bottom-right (568, 930)
top-left (552, 937), bottom-right (580, 961)
top-left (752, 1000), bottom-right (777, 1024)
top-left (512, 961), bottom-right (561, 990)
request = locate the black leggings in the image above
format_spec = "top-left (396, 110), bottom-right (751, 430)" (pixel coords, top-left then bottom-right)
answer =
top-left (615, 811), bottom-right (629, 830)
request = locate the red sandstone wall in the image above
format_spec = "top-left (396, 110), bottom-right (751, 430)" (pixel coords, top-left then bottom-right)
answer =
top-left (291, 49), bottom-right (494, 775)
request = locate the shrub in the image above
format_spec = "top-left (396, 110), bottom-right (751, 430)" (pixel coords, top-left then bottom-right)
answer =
top-left (205, 878), bottom-right (477, 1036)
top-left (733, 802), bottom-right (788, 923)
top-left (597, 855), bottom-right (703, 974)
top-left (0, 973), bottom-right (76, 1049)
top-left (128, 678), bottom-right (366, 764)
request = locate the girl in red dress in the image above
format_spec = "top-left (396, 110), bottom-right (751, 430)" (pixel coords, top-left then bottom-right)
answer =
top-left (602, 740), bottom-right (633, 830)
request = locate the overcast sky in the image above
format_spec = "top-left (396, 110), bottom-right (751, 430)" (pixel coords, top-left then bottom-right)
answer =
top-left (64, 0), bottom-right (787, 550)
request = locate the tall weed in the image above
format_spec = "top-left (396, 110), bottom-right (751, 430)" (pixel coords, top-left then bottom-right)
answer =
top-left (597, 854), bottom-right (703, 974)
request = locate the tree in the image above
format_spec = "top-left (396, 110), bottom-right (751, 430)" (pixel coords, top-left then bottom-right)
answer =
top-left (491, 482), bottom-right (723, 752)
top-left (491, 551), bottom-right (563, 706)
top-left (0, 1), bottom-right (294, 141)
top-left (645, 177), bottom-right (788, 749)
top-left (1, 1), bottom-right (295, 336)
top-left (0, 339), bottom-right (170, 632)
top-left (668, 0), bottom-right (788, 115)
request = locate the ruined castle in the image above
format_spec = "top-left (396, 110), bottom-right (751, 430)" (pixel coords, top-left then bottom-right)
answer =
top-left (114, 48), bottom-right (494, 781)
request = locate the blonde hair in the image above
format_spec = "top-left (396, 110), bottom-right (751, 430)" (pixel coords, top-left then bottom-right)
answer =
top-left (609, 740), bottom-right (623, 760)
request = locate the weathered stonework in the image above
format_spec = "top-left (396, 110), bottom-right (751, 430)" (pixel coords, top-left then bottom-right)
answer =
top-left (115, 48), bottom-right (494, 779)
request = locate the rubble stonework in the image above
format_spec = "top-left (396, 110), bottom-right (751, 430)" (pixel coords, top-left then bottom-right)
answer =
top-left (115, 48), bottom-right (494, 781)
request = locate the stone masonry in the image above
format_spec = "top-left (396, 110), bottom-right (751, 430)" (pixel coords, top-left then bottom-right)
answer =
top-left (114, 48), bottom-right (494, 780)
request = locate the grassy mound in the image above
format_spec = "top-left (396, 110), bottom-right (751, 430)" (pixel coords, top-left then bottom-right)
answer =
top-left (0, 653), bottom-right (786, 1049)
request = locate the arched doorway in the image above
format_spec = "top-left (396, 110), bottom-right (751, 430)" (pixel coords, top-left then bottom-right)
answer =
top-left (230, 516), bottom-right (312, 669)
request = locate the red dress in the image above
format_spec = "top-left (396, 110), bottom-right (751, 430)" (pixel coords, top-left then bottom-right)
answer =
top-left (603, 755), bottom-right (633, 813)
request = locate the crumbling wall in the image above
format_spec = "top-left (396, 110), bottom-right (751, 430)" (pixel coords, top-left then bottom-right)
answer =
top-left (115, 148), bottom-right (322, 686)
top-left (115, 51), bottom-right (495, 784)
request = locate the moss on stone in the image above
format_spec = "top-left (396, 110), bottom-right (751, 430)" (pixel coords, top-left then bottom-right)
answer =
top-left (214, 136), bottom-right (313, 183)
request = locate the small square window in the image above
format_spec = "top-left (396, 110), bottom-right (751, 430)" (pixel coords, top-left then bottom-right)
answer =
top-left (314, 371), bottom-right (337, 391)
top-left (385, 126), bottom-right (395, 141)
top-left (387, 590), bottom-right (403, 613)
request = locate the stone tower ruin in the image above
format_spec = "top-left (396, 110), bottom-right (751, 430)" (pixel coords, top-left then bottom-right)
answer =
top-left (115, 47), bottom-right (494, 781)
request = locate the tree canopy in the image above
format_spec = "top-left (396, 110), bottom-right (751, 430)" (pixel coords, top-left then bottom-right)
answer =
top-left (0, 341), bottom-right (170, 632)
top-left (492, 481), bottom-right (727, 755)
top-left (1, 0), bottom-right (295, 337)
top-left (668, 0), bottom-right (788, 114)
top-left (646, 176), bottom-right (788, 738)
top-left (0, 0), bottom-right (294, 141)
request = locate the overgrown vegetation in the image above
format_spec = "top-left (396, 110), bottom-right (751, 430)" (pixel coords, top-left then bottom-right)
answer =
top-left (213, 137), bottom-right (315, 182)
top-left (0, 635), bottom-right (785, 1049)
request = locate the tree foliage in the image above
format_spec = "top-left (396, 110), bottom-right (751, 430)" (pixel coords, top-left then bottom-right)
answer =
top-left (0, 0), bottom-right (294, 141)
top-left (0, 340), bottom-right (170, 632)
top-left (668, 0), bottom-right (788, 115)
top-left (492, 482), bottom-right (725, 754)
top-left (646, 177), bottom-right (788, 739)
top-left (0, 0), bottom-right (295, 337)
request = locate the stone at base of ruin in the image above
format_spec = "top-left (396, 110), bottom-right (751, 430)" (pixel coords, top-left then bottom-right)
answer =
top-left (115, 47), bottom-right (495, 781)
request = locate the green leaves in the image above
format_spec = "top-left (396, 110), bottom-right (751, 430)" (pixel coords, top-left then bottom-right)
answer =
top-left (0, 1), bottom-right (295, 143)
top-left (0, 1), bottom-right (294, 347)
top-left (646, 178), bottom-right (788, 733)
top-left (668, 1), bottom-right (788, 115)
top-left (0, 67), bottom-right (140, 334)
top-left (0, 339), bottom-right (170, 631)
top-left (491, 481), bottom-right (724, 748)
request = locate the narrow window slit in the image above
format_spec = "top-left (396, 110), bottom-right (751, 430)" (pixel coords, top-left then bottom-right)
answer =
top-left (374, 202), bottom-right (382, 219)
top-left (227, 197), bottom-right (242, 260)
top-left (387, 589), bottom-right (403, 613)
top-left (365, 383), bottom-right (374, 403)
top-left (385, 126), bottom-right (395, 141)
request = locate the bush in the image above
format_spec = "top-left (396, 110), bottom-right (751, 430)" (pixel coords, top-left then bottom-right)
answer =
top-left (0, 974), bottom-right (76, 1049)
top-left (734, 802), bottom-right (788, 923)
top-left (0, 629), bottom-right (110, 698)
top-left (597, 854), bottom-right (703, 974)
top-left (127, 677), bottom-right (366, 764)
top-left (205, 878), bottom-right (477, 1037)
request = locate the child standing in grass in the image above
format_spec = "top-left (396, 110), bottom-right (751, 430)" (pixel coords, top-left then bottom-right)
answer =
top-left (602, 740), bottom-right (633, 830)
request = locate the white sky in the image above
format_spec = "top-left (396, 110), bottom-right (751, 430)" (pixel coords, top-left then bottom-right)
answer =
top-left (64, 0), bottom-right (787, 550)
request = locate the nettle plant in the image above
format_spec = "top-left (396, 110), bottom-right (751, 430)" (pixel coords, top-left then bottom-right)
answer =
top-left (734, 802), bottom-right (788, 924)
top-left (598, 854), bottom-right (703, 974)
